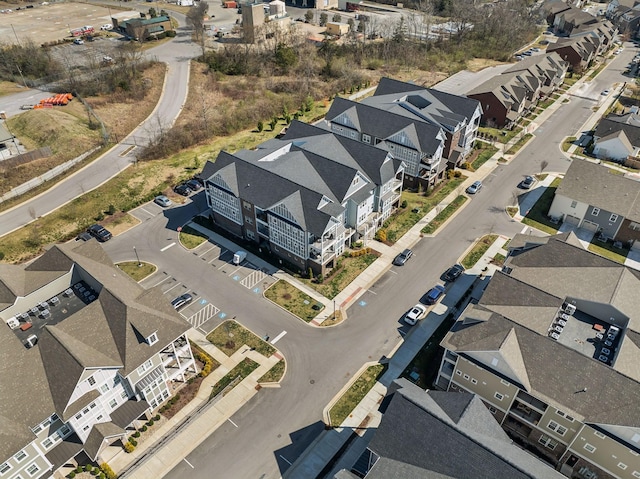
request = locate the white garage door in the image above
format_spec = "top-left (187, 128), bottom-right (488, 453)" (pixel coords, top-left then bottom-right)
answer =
top-left (565, 215), bottom-right (580, 226)
top-left (581, 220), bottom-right (599, 232)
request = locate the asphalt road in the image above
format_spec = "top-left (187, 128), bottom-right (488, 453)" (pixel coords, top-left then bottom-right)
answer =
top-left (97, 45), bottom-right (640, 479)
top-left (0, 9), bottom-right (200, 238)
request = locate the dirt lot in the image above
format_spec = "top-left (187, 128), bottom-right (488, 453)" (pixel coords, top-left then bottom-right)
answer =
top-left (0, 2), bottom-right (138, 46)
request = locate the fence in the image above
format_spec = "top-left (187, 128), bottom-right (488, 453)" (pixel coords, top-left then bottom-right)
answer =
top-left (0, 147), bottom-right (52, 169)
top-left (0, 146), bottom-right (101, 204)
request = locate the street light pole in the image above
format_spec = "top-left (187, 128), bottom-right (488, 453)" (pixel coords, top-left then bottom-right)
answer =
top-left (133, 246), bottom-right (141, 267)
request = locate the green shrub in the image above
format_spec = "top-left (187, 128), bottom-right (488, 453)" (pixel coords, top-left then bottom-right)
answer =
top-left (124, 442), bottom-right (135, 453)
top-left (99, 463), bottom-right (117, 479)
top-left (133, 431), bottom-right (140, 438)
top-left (166, 30), bottom-right (176, 37)
top-left (147, 419), bottom-right (154, 426)
top-left (86, 465), bottom-right (93, 472)
top-left (68, 472), bottom-right (76, 478)
top-left (400, 200), bottom-right (408, 208)
top-left (128, 437), bottom-right (137, 445)
top-left (140, 425), bottom-right (147, 432)
top-left (154, 414), bottom-right (161, 421)
top-left (91, 469), bottom-right (99, 476)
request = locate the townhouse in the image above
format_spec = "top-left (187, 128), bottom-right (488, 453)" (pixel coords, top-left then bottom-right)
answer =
top-left (0, 241), bottom-right (196, 478)
top-left (593, 112), bottom-right (640, 162)
top-left (323, 77), bottom-right (482, 188)
top-left (548, 159), bottom-right (640, 247)
top-left (467, 54), bottom-right (567, 128)
top-left (336, 379), bottom-right (565, 479)
top-left (607, 0), bottom-right (640, 38)
top-left (199, 121), bottom-right (405, 276)
top-left (547, 36), bottom-right (599, 72)
top-left (436, 233), bottom-right (640, 479)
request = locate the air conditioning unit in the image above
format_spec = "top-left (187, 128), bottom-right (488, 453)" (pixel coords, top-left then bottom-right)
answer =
top-left (7, 317), bottom-right (20, 330)
top-left (564, 304), bottom-right (576, 315)
top-left (25, 334), bottom-right (38, 348)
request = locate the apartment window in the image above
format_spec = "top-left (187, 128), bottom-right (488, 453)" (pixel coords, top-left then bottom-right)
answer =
top-left (456, 370), bottom-right (462, 376)
top-left (548, 421), bottom-right (567, 436)
top-left (556, 410), bottom-right (574, 421)
top-left (82, 425), bottom-right (90, 431)
top-left (32, 425), bottom-right (42, 435)
top-left (592, 207), bottom-right (600, 216)
top-left (100, 384), bottom-right (110, 393)
top-left (13, 451), bottom-right (27, 463)
top-left (632, 471), bottom-right (640, 478)
top-left (610, 214), bottom-right (618, 222)
top-left (0, 463), bottom-right (11, 475)
top-left (41, 438), bottom-right (54, 449)
top-left (494, 392), bottom-right (504, 401)
top-left (471, 378), bottom-right (478, 384)
top-left (489, 406), bottom-right (497, 414)
top-left (96, 415), bottom-right (104, 421)
top-left (352, 177), bottom-right (359, 186)
top-left (109, 399), bottom-right (118, 409)
top-left (245, 217), bottom-right (253, 225)
top-left (362, 134), bottom-right (371, 144)
top-left (82, 408), bottom-right (89, 414)
top-left (147, 332), bottom-right (158, 345)
top-left (90, 403), bottom-right (96, 409)
top-left (114, 375), bottom-right (121, 385)
top-left (500, 379), bottom-right (510, 386)
top-left (463, 374), bottom-right (470, 380)
top-left (121, 391), bottom-right (128, 400)
top-left (594, 431), bottom-right (606, 439)
top-left (137, 359), bottom-right (153, 375)
top-left (584, 443), bottom-right (596, 453)
top-left (571, 201), bottom-right (577, 208)
top-left (539, 434), bottom-right (558, 450)
top-left (11, 475), bottom-right (23, 479)
top-left (75, 413), bottom-right (82, 420)
top-left (58, 425), bottom-right (70, 437)
top-left (25, 464), bottom-right (40, 477)
top-left (630, 222), bottom-right (640, 231)
top-left (618, 463), bottom-right (628, 470)
top-left (243, 201), bottom-right (252, 211)
top-left (246, 230), bottom-right (255, 240)
top-left (88, 376), bottom-right (96, 386)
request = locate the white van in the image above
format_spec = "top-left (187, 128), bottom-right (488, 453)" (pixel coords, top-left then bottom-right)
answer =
top-left (233, 251), bottom-right (247, 265)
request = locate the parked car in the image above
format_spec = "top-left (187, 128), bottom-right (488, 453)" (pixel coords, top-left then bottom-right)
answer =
top-left (423, 284), bottom-right (445, 305)
top-left (531, 47), bottom-right (540, 52)
top-left (154, 195), bottom-right (172, 207)
top-left (404, 304), bottom-right (427, 326)
top-left (171, 293), bottom-right (193, 310)
top-left (87, 224), bottom-right (112, 242)
top-left (519, 175), bottom-right (536, 189)
top-left (100, 23), bottom-right (113, 30)
top-left (186, 179), bottom-right (202, 191)
top-left (443, 264), bottom-right (465, 282)
top-left (174, 183), bottom-right (192, 196)
top-left (466, 181), bottom-right (482, 194)
top-left (73, 38), bottom-right (84, 45)
top-left (393, 248), bottom-right (413, 266)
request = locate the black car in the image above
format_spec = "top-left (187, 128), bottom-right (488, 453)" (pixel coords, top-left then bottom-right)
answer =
top-left (393, 249), bottom-right (413, 266)
top-left (173, 183), bottom-right (191, 196)
top-left (443, 264), bottom-right (465, 282)
top-left (171, 293), bottom-right (193, 310)
top-left (186, 179), bottom-right (202, 191)
top-left (87, 224), bottom-right (112, 242)
top-left (518, 175), bottom-right (536, 189)
top-left (174, 184), bottom-right (192, 196)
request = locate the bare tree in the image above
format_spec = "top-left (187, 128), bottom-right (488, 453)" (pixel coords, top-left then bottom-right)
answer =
top-left (187, 2), bottom-right (209, 58)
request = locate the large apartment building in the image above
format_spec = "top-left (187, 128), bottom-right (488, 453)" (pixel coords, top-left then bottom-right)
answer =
top-left (200, 121), bottom-right (404, 275)
top-left (436, 232), bottom-right (640, 479)
top-left (323, 77), bottom-right (482, 188)
top-left (0, 241), bottom-right (196, 478)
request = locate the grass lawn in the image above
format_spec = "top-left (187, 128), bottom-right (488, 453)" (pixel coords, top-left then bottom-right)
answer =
top-left (492, 252), bottom-right (506, 265)
top-left (505, 134), bottom-right (533, 155)
top-left (470, 145), bottom-right (499, 170)
top-left (461, 234), bottom-right (499, 269)
top-left (179, 225), bottom-right (208, 249)
top-left (507, 206), bottom-right (519, 217)
top-left (382, 177), bottom-right (466, 243)
top-left (588, 238), bottom-right (628, 264)
top-left (538, 97), bottom-right (555, 109)
top-left (210, 358), bottom-right (259, 399)
top-left (421, 195), bottom-right (467, 234)
top-left (329, 364), bottom-right (385, 427)
top-left (562, 136), bottom-right (577, 152)
top-left (521, 178), bottom-right (562, 234)
top-left (258, 359), bottom-right (286, 383)
top-left (264, 280), bottom-right (323, 321)
top-left (116, 261), bottom-right (156, 282)
top-left (207, 320), bottom-right (276, 357)
top-left (299, 251), bottom-right (378, 299)
top-left (478, 126), bottom-right (522, 143)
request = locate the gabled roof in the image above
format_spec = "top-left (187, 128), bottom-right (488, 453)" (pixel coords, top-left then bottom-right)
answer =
top-left (325, 97), bottom-right (445, 156)
top-left (363, 380), bottom-right (564, 479)
top-left (0, 241), bottom-right (190, 458)
top-left (554, 158), bottom-right (640, 223)
top-left (84, 422), bottom-right (125, 461)
top-left (595, 113), bottom-right (640, 147)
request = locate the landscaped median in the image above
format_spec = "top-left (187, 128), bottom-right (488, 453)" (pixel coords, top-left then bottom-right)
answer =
top-left (461, 234), bottom-right (499, 269)
top-left (179, 224), bottom-right (209, 249)
top-left (264, 279), bottom-right (324, 322)
top-left (421, 195), bottom-right (467, 235)
top-left (328, 363), bottom-right (385, 427)
top-left (116, 261), bottom-right (156, 282)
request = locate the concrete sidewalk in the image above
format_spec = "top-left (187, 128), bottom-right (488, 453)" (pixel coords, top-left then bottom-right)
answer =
top-left (111, 329), bottom-right (281, 478)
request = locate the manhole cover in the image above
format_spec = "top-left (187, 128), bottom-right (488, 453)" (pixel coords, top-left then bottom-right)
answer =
top-left (310, 379), bottom-right (315, 385)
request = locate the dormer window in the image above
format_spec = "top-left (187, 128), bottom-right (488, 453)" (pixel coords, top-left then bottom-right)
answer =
top-left (147, 332), bottom-right (158, 345)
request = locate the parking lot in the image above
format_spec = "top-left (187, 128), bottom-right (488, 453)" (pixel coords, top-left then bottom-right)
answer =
top-left (139, 230), bottom-right (277, 334)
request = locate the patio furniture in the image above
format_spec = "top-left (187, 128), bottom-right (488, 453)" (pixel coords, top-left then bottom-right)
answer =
top-left (598, 355), bottom-right (608, 363)
top-left (554, 325), bottom-right (563, 333)
top-left (39, 302), bottom-right (48, 310)
top-left (64, 288), bottom-right (73, 297)
top-left (604, 339), bottom-right (613, 347)
top-left (39, 309), bottom-right (51, 319)
top-left (20, 312), bottom-right (30, 321)
top-left (593, 324), bottom-right (604, 332)
top-left (30, 307), bottom-right (39, 315)
top-left (558, 313), bottom-right (570, 321)
top-left (550, 331), bottom-right (560, 341)
top-left (557, 319), bottom-right (567, 327)
top-left (88, 295), bottom-right (96, 301)
top-left (78, 286), bottom-right (86, 294)
top-left (595, 332), bottom-right (604, 340)
top-left (49, 296), bottom-right (59, 305)
top-left (20, 323), bottom-right (32, 331)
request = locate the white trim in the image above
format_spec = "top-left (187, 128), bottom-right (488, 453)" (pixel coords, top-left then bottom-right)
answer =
top-left (584, 443), bottom-right (596, 453)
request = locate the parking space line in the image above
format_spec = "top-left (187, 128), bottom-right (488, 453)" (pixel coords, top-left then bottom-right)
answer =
top-left (164, 283), bottom-right (185, 295)
top-left (138, 207), bottom-right (155, 217)
top-left (198, 245), bottom-right (217, 257)
top-left (150, 274), bottom-right (172, 288)
top-left (161, 242), bottom-right (176, 252)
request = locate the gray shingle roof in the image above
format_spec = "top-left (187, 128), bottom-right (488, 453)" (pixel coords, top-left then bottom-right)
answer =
top-left (0, 241), bottom-right (190, 458)
top-left (555, 159), bottom-right (640, 223)
top-left (84, 422), bottom-right (124, 461)
top-left (594, 113), bottom-right (640, 147)
top-left (365, 380), bottom-right (564, 479)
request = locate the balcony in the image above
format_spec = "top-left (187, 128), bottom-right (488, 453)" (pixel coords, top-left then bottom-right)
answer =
top-left (509, 400), bottom-right (543, 426)
top-left (516, 390), bottom-right (548, 412)
top-left (440, 361), bottom-right (455, 379)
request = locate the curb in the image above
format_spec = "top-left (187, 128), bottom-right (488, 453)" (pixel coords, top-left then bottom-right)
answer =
top-left (262, 279), bottom-right (321, 327)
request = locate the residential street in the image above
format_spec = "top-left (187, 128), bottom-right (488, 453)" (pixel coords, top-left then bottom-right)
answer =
top-left (98, 46), bottom-right (638, 479)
